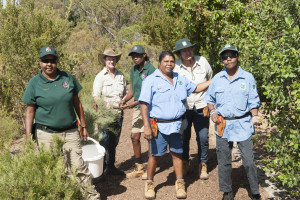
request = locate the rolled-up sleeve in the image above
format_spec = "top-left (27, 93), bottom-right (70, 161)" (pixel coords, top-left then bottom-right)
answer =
top-left (138, 77), bottom-right (152, 105)
top-left (247, 75), bottom-right (260, 109)
top-left (203, 79), bottom-right (216, 104)
top-left (92, 73), bottom-right (103, 97)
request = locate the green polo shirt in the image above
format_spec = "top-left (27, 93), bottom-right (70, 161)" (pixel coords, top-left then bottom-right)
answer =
top-left (130, 61), bottom-right (156, 108)
top-left (22, 69), bottom-right (82, 131)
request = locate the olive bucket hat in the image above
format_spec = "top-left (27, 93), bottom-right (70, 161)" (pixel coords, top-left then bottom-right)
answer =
top-left (98, 48), bottom-right (122, 66)
top-left (219, 44), bottom-right (239, 56)
top-left (173, 38), bottom-right (197, 53)
top-left (39, 46), bottom-right (58, 58)
top-left (128, 45), bottom-right (146, 56)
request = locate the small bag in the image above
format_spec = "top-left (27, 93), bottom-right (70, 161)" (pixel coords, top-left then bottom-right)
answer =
top-left (216, 115), bottom-right (225, 136)
top-left (150, 118), bottom-right (158, 137)
top-left (203, 106), bottom-right (209, 118)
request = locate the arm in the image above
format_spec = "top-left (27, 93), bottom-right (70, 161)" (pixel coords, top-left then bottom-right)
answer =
top-left (207, 103), bottom-right (220, 125)
top-left (250, 108), bottom-right (262, 126)
top-left (73, 95), bottom-right (89, 141)
top-left (140, 101), bottom-right (152, 140)
top-left (193, 79), bottom-right (212, 93)
top-left (119, 83), bottom-right (139, 109)
top-left (25, 105), bottom-right (36, 141)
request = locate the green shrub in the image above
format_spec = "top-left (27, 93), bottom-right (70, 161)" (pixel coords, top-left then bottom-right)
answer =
top-left (0, 136), bottom-right (84, 199)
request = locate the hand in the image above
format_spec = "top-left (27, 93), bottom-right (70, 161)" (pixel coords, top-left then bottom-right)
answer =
top-left (82, 128), bottom-right (89, 141)
top-left (144, 126), bottom-right (152, 141)
top-left (211, 112), bottom-right (220, 125)
top-left (252, 116), bottom-right (262, 126)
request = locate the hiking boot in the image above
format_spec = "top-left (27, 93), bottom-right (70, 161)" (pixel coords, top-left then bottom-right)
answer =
top-left (126, 163), bottom-right (145, 179)
top-left (222, 192), bottom-right (233, 200)
top-left (251, 193), bottom-right (261, 200)
top-left (145, 180), bottom-right (155, 199)
top-left (175, 179), bottom-right (187, 199)
top-left (199, 162), bottom-right (208, 180)
top-left (182, 160), bottom-right (190, 176)
top-left (105, 166), bottom-right (125, 176)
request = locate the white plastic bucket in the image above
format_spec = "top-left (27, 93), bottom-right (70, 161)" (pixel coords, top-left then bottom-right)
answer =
top-left (82, 137), bottom-right (105, 178)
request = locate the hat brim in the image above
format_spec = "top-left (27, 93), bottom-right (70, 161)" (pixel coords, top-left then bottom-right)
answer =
top-left (98, 53), bottom-right (121, 66)
top-left (219, 49), bottom-right (238, 56)
top-left (173, 43), bottom-right (197, 54)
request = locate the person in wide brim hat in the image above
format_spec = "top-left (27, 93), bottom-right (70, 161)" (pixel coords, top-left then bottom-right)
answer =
top-left (98, 48), bottom-right (122, 66)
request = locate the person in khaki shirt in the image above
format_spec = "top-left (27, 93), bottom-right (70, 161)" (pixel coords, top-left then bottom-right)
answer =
top-left (173, 38), bottom-right (213, 180)
top-left (92, 48), bottom-right (127, 176)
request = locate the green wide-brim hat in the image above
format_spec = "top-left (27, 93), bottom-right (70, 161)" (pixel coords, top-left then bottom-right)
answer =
top-left (98, 48), bottom-right (122, 66)
top-left (173, 38), bottom-right (197, 53)
top-left (128, 45), bottom-right (146, 56)
top-left (39, 46), bottom-right (58, 58)
top-left (219, 44), bottom-right (239, 56)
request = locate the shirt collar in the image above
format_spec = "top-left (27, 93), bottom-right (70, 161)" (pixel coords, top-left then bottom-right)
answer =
top-left (154, 68), bottom-right (178, 85)
top-left (220, 66), bottom-right (246, 80)
top-left (177, 56), bottom-right (201, 70)
top-left (134, 61), bottom-right (151, 72)
top-left (39, 68), bottom-right (61, 83)
top-left (103, 67), bottom-right (119, 75)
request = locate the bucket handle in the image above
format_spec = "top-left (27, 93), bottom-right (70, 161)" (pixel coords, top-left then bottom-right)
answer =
top-left (86, 137), bottom-right (105, 154)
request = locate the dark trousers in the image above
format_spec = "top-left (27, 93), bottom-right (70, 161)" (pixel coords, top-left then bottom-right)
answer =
top-left (182, 108), bottom-right (209, 163)
top-left (216, 135), bottom-right (259, 194)
top-left (99, 114), bottom-right (123, 169)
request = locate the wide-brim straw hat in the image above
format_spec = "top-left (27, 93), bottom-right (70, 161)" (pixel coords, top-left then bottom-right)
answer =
top-left (98, 48), bottom-right (122, 66)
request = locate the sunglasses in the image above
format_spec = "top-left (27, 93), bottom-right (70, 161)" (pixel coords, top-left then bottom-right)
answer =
top-left (221, 54), bottom-right (237, 60)
top-left (41, 58), bottom-right (58, 64)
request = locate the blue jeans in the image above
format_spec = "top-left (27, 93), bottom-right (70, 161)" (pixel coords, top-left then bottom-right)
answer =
top-left (216, 135), bottom-right (259, 194)
top-left (99, 113), bottom-right (123, 169)
top-left (182, 108), bottom-right (209, 163)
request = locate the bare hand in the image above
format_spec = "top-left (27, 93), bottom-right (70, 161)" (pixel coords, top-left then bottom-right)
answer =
top-left (82, 128), bottom-right (89, 141)
top-left (211, 112), bottom-right (220, 125)
top-left (144, 126), bottom-right (153, 141)
top-left (252, 116), bottom-right (262, 126)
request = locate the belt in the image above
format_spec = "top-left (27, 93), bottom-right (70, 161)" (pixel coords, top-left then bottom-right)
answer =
top-left (223, 112), bottom-right (251, 120)
top-left (151, 114), bottom-right (186, 123)
top-left (36, 123), bottom-right (77, 132)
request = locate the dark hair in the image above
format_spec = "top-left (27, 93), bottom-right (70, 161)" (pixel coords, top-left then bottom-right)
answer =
top-left (158, 51), bottom-right (175, 63)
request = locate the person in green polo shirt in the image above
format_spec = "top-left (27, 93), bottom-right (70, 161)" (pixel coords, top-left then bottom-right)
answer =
top-left (119, 45), bottom-right (155, 179)
top-left (22, 46), bottom-right (100, 200)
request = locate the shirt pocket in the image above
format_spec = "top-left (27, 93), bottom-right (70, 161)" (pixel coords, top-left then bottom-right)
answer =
top-left (116, 80), bottom-right (125, 97)
top-left (234, 93), bottom-right (248, 111)
top-left (194, 69), bottom-right (206, 82)
top-left (215, 87), bottom-right (225, 105)
top-left (102, 82), bottom-right (113, 97)
top-left (154, 87), bottom-right (171, 104)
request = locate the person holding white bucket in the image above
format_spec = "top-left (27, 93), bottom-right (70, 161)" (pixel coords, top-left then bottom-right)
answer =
top-left (92, 48), bottom-right (127, 176)
top-left (22, 46), bottom-right (100, 199)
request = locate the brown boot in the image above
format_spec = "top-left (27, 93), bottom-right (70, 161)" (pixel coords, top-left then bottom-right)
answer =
top-left (175, 179), bottom-right (187, 199)
top-left (199, 162), bottom-right (208, 180)
top-left (126, 163), bottom-right (145, 179)
top-left (182, 160), bottom-right (190, 176)
top-left (145, 180), bottom-right (155, 199)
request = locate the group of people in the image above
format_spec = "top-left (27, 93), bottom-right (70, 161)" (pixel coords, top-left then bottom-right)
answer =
top-left (22, 38), bottom-right (262, 200)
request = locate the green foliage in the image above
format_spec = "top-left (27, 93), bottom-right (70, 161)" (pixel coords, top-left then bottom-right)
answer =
top-left (0, 136), bottom-right (83, 199)
top-left (0, 108), bottom-right (21, 149)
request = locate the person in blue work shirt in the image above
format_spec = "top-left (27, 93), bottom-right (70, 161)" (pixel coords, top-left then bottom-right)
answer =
top-left (139, 51), bottom-right (211, 199)
top-left (204, 44), bottom-right (262, 200)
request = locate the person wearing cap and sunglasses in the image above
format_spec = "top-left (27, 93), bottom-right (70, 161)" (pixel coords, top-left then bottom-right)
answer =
top-left (173, 38), bottom-right (213, 180)
top-left (92, 48), bottom-right (127, 176)
top-left (119, 45), bottom-right (155, 179)
top-left (22, 46), bottom-right (101, 199)
top-left (203, 45), bottom-right (262, 200)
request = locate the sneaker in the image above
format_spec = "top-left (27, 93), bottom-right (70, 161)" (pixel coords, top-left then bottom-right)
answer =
top-left (105, 166), bottom-right (125, 176)
top-left (182, 160), bottom-right (190, 176)
top-left (222, 192), bottom-right (233, 200)
top-left (175, 179), bottom-right (187, 199)
top-left (199, 162), bottom-right (208, 180)
top-left (126, 163), bottom-right (145, 179)
top-left (251, 193), bottom-right (261, 200)
top-left (142, 171), bottom-right (147, 180)
top-left (145, 180), bottom-right (155, 199)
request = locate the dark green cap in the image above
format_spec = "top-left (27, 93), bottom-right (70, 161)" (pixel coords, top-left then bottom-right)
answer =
top-left (39, 46), bottom-right (58, 58)
top-left (219, 44), bottom-right (239, 56)
top-left (174, 38), bottom-right (197, 53)
top-left (128, 45), bottom-right (145, 56)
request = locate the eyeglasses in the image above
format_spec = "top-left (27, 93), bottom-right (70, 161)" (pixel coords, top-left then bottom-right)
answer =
top-left (41, 58), bottom-right (58, 64)
top-left (221, 54), bottom-right (237, 60)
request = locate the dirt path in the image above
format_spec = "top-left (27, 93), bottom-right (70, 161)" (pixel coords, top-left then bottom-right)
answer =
top-left (94, 108), bottom-right (270, 200)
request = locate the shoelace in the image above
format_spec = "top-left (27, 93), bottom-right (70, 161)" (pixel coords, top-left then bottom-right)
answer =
top-left (177, 180), bottom-right (185, 189)
top-left (146, 182), bottom-right (154, 190)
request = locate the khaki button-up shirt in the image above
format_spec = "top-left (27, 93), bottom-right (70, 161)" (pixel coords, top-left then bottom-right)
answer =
top-left (174, 55), bottom-right (213, 110)
top-left (92, 68), bottom-right (127, 108)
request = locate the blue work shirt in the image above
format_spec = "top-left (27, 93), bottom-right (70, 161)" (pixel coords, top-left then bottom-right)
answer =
top-left (139, 69), bottom-right (196, 135)
top-left (203, 66), bottom-right (260, 142)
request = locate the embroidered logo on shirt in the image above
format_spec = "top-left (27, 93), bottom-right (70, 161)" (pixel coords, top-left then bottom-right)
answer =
top-left (141, 74), bottom-right (146, 79)
top-left (252, 85), bottom-right (256, 90)
top-left (178, 81), bottom-right (183, 85)
top-left (241, 83), bottom-right (246, 90)
top-left (62, 81), bottom-right (69, 89)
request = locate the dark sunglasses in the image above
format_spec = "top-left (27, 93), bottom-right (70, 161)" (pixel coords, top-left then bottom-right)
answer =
top-left (221, 54), bottom-right (237, 60)
top-left (40, 58), bottom-right (58, 64)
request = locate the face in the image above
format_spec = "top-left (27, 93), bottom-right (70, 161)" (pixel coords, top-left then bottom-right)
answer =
top-left (159, 55), bottom-right (175, 76)
top-left (131, 53), bottom-right (146, 65)
top-left (105, 56), bottom-right (117, 70)
top-left (221, 50), bottom-right (240, 70)
top-left (39, 55), bottom-right (58, 77)
top-left (179, 47), bottom-right (194, 61)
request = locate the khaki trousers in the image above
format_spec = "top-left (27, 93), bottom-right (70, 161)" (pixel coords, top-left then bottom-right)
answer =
top-left (37, 128), bottom-right (100, 200)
